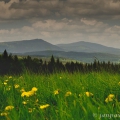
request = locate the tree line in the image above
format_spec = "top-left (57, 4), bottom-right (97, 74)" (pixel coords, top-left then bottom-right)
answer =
top-left (0, 50), bottom-right (120, 75)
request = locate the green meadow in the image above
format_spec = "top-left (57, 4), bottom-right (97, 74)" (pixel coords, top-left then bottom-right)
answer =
top-left (0, 71), bottom-right (120, 120)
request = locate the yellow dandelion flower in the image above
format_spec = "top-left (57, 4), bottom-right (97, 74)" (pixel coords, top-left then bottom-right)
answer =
top-left (9, 76), bottom-right (12, 79)
top-left (14, 84), bottom-right (19, 89)
top-left (22, 101), bottom-right (27, 105)
top-left (108, 94), bottom-right (115, 99)
top-left (21, 92), bottom-right (30, 97)
top-left (40, 104), bottom-right (50, 109)
top-left (5, 106), bottom-right (14, 111)
top-left (32, 87), bottom-right (38, 92)
top-left (65, 91), bottom-right (72, 97)
top-left (3, 82), bottom-right (7, 85)
top-left (21, 91), bottom-right (35, 97)
top-left (1, 112), bottom-right (8, 116)
top-left (105, 94), bottom-right (115, 103)
top-left (85, 92), bottom-right (93, 97)
top-left (105, 98), bottom-right (109, 103)
top-left (28, 91), bottom-right (35, 96)
top-left (54, 90), bottom-right (59, 95)
top-left (118, 82), bottom-right (120, 85)
top-left (5, 80), bottom-right (9, 82)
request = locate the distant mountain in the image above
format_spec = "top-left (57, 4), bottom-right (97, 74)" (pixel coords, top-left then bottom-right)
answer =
top-left (0, 39), bottom-right (120, 63)
top-left (22, 50), bottom-right (120, 63)
top-left (0, 39), bottom-right (63, 53)
top-left (57, 41), bottom-right (120, 55)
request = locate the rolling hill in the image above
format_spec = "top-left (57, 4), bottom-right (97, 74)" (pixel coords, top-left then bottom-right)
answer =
top-left (57, 41), bottom-right (120, 55)
top-left (0, 39), bottom-right (62, 53)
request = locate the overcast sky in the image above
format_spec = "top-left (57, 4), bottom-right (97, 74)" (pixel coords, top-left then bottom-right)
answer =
top-left (0, 0), bottom-right (120, 48)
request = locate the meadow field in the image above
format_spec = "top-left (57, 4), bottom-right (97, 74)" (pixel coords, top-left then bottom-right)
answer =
top-left (0, 71), bottom-right (120, 120)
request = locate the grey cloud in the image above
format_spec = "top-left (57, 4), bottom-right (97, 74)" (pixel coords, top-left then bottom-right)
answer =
top-left (7, 0), bottom-right (120, 20)
top-left (112, 0), bottom-right (120, 2)
top-left (0, 0), bottom-right (120, 22)
top-left (0, 0), bottom-right (10, 3)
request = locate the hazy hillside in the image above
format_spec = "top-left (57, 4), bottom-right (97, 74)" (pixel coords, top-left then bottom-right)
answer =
top-left (0, 39), bottom-right (63, 53)
top-left (22, 50), bottom-right (120, 63)
top-left (0, 39), bottom-right (120, 63)
top-left (57, 41), bottom-right (120, 55)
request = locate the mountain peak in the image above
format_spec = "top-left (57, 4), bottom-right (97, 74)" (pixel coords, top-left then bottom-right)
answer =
top-left (0, 39), bottom-right (63, 53)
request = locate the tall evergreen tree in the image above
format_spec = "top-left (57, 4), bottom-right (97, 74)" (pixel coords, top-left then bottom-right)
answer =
top-left (2, 49), bottom-right (8, 59)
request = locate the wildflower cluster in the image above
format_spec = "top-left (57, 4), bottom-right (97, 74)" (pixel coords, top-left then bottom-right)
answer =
top-left (21, 87), bottom-right (38, 97)
top-left (1, 105), bottom-right (14, 116)
top-left (40, 104), bottom-right (50, 109)
top-left (1, 74), bottom-right (120, 120)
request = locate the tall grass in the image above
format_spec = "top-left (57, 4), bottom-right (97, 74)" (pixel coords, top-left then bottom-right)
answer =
top-left (0, 71), bottom-right (120, 120)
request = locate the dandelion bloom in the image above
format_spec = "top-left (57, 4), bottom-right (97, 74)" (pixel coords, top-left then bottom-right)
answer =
top-left (5, 106), bottom-right (14, 111)
top-left (21, 92), bottom-right (30, 97)
top-left (85, 92), bottom-right (93, 97)
top-left (65, 91), bottom-right (72, 97)
top-left (14, 84), bottom-right (19, 89)
top-left (5, 80), bottom-right (8, 82)
top-left (21, 91), bottom-right (30, 97)
top-left (54, 90), bottom-right (59, 95)
top-left (28, 91), bottom-right (35, 96)
top-left (108, 94), bottom-right (115, 99)
top-left (118, 82), bottom-right (120, 85)
top-left (105, 94), bottom-right (115, 103)
top-left (9, 76), bottom-right (12, 79)
top-left (1, 112), bottom-right (8, 116)
top-left (21, 87), bottom-right (37, 97)
top-left (3, 82), bottom-right (7, 85)
top-left (40, 104), bottom-right (50, 109)
top-left (21, 91), bottom-right (35, 97)
top-left (22, 101), bottom-right (27, 105)
top-left (32, 87), bottom-right (38, 92)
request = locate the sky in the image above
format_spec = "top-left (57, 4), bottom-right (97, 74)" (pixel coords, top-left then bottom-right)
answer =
top-left (0, 0), bottom-right (120, 48)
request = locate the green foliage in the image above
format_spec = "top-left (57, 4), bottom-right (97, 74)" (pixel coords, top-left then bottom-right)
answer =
top-left (0, 72), bottom-right (120, 120)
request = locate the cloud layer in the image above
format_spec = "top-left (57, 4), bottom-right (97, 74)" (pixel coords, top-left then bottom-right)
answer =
top-left (0, 0), bottom-right (120, 48)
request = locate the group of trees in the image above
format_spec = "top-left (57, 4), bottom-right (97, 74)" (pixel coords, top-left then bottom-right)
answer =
top-left (0, 50), bottom-right (120, 75)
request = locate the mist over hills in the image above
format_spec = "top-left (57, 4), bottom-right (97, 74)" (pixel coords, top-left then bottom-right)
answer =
top-left (0, 39), bottom-right (120, 63)
top-left (23, 50), bottom-right (120, 63)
